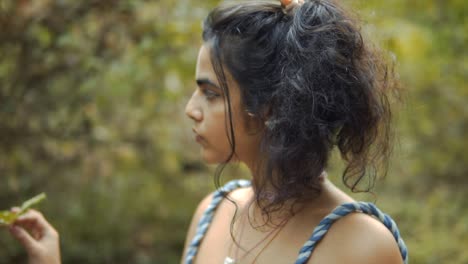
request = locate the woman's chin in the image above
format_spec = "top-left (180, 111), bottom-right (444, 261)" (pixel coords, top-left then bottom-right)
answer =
top-left (199, 149), bottom-right (234, 164)
top-left (200, 149), bottom-right (222, 164)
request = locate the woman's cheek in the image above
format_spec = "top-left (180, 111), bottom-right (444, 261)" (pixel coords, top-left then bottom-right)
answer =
top-left (198, 128), bottom-right (231, 164)
top-left (199, 144), bottom-right (232, 164)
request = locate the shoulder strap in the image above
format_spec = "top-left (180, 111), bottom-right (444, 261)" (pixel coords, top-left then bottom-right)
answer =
top-left (184, 179), bottom-right (251, 264)
top-left (294, 201), bottom-right (408, 264)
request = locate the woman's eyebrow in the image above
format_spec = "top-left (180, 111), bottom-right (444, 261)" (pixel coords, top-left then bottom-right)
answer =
top-left (196, 78), bottom-right (220, 90)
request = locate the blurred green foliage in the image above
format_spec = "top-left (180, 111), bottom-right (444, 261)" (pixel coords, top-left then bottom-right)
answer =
top-left (0, 0), bottom-right (466, 263)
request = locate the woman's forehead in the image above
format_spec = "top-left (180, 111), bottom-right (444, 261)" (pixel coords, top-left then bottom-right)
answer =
top-left (195, 45), bottom-right (217, 82)
top-left (195, 44), bottom-right (240, 92)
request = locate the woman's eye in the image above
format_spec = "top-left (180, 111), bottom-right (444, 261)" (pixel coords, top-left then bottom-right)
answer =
top-left (202, 88), bottom-right (220, 100)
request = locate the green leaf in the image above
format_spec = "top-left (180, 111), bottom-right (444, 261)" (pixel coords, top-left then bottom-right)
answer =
top-left (0, 211), bottom-right (18, 225)
top-left (0, 193), bottom-right (47, 225)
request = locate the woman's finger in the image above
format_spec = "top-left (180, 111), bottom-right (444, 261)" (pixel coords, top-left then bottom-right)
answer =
top-left (15, 210), bottom-right (55, 234)
top-left (12, 209), bottom-right (58, 242)
top-left (16, 209), bottom-right (46, 222)
top-left (8, 225), bottom-right (38, 253)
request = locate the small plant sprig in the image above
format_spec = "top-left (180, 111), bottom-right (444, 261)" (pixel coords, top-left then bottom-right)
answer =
top-left (0, 193), bottom-right (47, 226)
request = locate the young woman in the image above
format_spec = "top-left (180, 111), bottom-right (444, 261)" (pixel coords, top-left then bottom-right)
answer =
top-left (9, 0), bottom-right (408, 263)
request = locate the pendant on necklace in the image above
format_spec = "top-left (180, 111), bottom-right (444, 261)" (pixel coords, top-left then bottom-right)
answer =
top-left (224, 256), bottom-right (236, 264)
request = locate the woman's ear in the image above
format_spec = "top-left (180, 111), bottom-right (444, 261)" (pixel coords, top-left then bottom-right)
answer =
top-left (243, 110), bottom-right (265, 134)
top-left (244, 103), bottom-right (276, 133)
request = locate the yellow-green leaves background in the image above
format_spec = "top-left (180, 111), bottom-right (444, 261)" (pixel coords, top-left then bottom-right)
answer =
top-left (0, 0), bottom-right (466, 263)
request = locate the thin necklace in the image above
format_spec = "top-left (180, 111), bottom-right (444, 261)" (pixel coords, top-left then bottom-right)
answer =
top-left (225, 217), bottom-right (288, 264)
top-left (249, 220), bottom-right (287, 264)
top-left (225, 211), bottom-right (275, 264)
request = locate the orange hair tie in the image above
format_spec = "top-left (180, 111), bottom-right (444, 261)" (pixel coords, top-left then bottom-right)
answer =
top-left (280, 0), bottom-right (305, 14)
top-left (280, 0), bottom-right (293, 5)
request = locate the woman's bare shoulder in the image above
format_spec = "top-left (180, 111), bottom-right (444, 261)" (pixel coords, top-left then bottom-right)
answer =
top-left (225, 185), bottom-right (253, 204)
top-left (182, 183), bottom-right (252, 245)
top-left (180, 192), bottom-right (214, 264)
top-left (180, 184), bottom-right (253, 263)
top-left (307, 211), bottom-right (403, 264)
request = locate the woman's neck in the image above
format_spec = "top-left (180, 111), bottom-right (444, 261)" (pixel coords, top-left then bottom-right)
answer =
top-left (241, 170), bottom-right (329, 229)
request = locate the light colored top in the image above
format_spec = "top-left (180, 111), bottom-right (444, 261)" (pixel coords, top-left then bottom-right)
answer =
top-left (184, 179), bottom-right (408, 264)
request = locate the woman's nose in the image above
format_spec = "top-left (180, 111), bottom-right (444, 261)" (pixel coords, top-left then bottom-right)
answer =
top-left (185, 94), bottom-right (203, 122)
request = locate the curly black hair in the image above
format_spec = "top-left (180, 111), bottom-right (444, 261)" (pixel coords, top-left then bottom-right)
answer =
top-left (202, 0), bottom-right (399, 221)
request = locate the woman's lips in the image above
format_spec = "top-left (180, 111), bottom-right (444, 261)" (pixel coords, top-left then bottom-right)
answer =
top-left (192, 128), bottom-right (205, 144)
top-left (195, 135), bottom-right (204, 143)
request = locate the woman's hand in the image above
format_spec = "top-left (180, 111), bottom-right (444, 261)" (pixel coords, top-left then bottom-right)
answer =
top-left (8, 209), bottom-right (61, 264)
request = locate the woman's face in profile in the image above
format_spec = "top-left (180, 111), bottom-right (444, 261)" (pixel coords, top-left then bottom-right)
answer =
top-left (185, 45), bottom-right (262, 165)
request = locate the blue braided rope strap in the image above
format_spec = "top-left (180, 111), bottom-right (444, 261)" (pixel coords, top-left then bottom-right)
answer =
top-left (184, 179), bottom-right (251, 264)
top-left (294, 202), bottom-right (408, 264)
